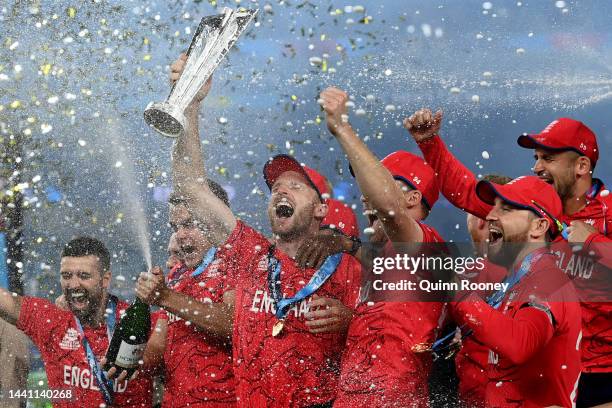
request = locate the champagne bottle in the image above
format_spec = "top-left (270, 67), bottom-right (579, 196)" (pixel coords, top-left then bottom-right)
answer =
top-left (104, 297), bottom-right (151, 378)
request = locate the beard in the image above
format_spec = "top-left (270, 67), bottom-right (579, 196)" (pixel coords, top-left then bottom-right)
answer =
top-left (270, 203), bottom-right (316, 242)
top-left (488, 229), bottom-right (529, 267)
top-left (64, 287), bottom-right (104, 324)
top-left (553, 168), bottom-right (577, 201)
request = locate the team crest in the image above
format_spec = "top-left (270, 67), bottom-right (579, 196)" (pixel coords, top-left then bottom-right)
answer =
top-left (257, 254), bottom-right (268, 271)
top-left (59, 327), bottom-right (81, 351)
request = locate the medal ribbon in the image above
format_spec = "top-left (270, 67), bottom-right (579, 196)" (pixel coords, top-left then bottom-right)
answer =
top-left (267, 245), bottom-right (343, 320)
top-left (191, 247), bottom-right (218, 278)
top-left (74, 295), bottom-right (117, 405)
top-left (167, 247), bottom-right (218, 287)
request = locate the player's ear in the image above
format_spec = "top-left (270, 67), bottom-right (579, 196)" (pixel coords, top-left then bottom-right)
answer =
top-left (101, 269), bottom-right (112, 289)
top-left (405, 189), bottom-right (422, 209)
top-left (314, 202), bottom-right (328, 220)
top-left (530, 216), bottom-right (549, 240)
top-left (575, 156), bottom-right (591, 177)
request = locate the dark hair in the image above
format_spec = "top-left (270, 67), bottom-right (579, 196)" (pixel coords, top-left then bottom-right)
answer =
top-left (482, 174), bottom-right (512, 185)
top-left (61, 237), bottom-right (111, 272)
top-left (169, 179), bottom-right (230, 208)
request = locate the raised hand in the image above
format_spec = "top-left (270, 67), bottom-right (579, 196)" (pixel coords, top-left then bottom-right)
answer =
top-left (403, 108), bottom-right (443, 142)
top-left (320, 87), bottom-right (351, 136)
top-left (169, 53), bottom-right (212, 105)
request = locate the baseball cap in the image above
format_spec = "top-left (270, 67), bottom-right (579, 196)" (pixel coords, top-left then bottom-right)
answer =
top-left (350, 151), bottom-right (439, 210)
top-left (263, 154), bottom-right (325, 202)
top-left (517, 118), bottom-right (599, 167)
top-left (475, 175), bottom-right (563, 236)
top-left (322, 198), bottom-right (359, 238)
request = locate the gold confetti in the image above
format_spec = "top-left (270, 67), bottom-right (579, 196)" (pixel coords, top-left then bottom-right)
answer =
top-left (143, 54), bottom-right (151, 61)
top-left (67, 7), bottom-right (76, 18)
top-left (41, 63), bottom-right (52, 76)
top-left (290, 95), bottom-right (297, 101)
top-left (10, 100), bottom-right (21, 109)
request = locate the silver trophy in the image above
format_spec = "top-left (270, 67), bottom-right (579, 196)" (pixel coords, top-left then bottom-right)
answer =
top-left (144, 8), bottom-right (257, 137)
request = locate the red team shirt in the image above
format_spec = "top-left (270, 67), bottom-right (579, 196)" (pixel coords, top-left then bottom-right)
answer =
top-left (222, 221), bottom-right (361, 407)
top-left (334, 222), bottom-right (445, 408)
top-left (17, 297), bottom-right (152, 408)
top-left (453, 260), bottom-right (507, 406)
top-left (160, 258), bottom-right (236, 407)
top-left (453, 253), bottom-right (582, 407)
top-left (418, 135), bottom-right (612, 374)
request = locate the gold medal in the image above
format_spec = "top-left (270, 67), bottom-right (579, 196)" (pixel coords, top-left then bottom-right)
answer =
top-left (272, 320), bottom-right (285, 337)
top-left (411, 342), bottom-right (432, 353)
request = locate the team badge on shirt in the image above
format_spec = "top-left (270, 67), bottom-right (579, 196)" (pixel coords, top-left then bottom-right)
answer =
top-left (59, 328), bottom-right (80, 351)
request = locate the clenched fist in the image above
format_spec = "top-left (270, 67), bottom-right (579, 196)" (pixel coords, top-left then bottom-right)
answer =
top-left (320, 87), bottom-right (351, 136)
top-left (135, 266), bottom-right (167, 305)
top-left (403, 108), bottom-right (443, 142)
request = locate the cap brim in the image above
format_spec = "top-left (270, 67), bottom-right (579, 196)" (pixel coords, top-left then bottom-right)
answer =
top-left (517, 134), bottom-right (584, 157)
top-left (517, 134), bottom-right (542, 150)
top-left (263, 155), bottom-right (322, 200)
top-left (476, 180), bottom-right (539, 216)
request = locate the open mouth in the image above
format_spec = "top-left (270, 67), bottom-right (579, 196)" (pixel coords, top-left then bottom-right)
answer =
top-left (363, 209), bottom-right (378, 226)
top-left (181, 245), bottom-right (196, 256)
top-left (67, 290), bottom-right (89, 308)
top-left (275, 200), bottom-right (295, 218)
top-left (488, 227), bottom-right (504, 245)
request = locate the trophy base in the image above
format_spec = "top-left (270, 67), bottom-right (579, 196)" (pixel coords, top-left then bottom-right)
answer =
top-left (144, 102), bottom-right (186, 138)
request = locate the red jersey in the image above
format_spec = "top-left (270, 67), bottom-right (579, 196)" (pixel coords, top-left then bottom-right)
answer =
top-left (453, 252), bottom-right (582, 407)
top-left (17, 296), bottom-right (152, 408)
top-left (418, 135), bottom-right (612, 373)
top-left (453, 261), bottom-right (507, 407)
top-left (223, 221), bottom-right (361, 407)
top-left (334, 222), bottom-right (445, 408)
top-left (161, 258), bottom-right (236, 407)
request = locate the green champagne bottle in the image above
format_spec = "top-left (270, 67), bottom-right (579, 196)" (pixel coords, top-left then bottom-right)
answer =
top-left (104, 297), bottom-right (151, 378)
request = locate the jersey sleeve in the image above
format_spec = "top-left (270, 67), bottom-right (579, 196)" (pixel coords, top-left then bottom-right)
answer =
top-left (584, 232), bottom-right (612, 270)
top-left (16, 296), bottom-right (58, 348)
top-left (454, 293), bottom-right (555, 365)
top-left (218, 220), bottom-right (269, 287)
top-left (417, 135), bottom-right (492, 219)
